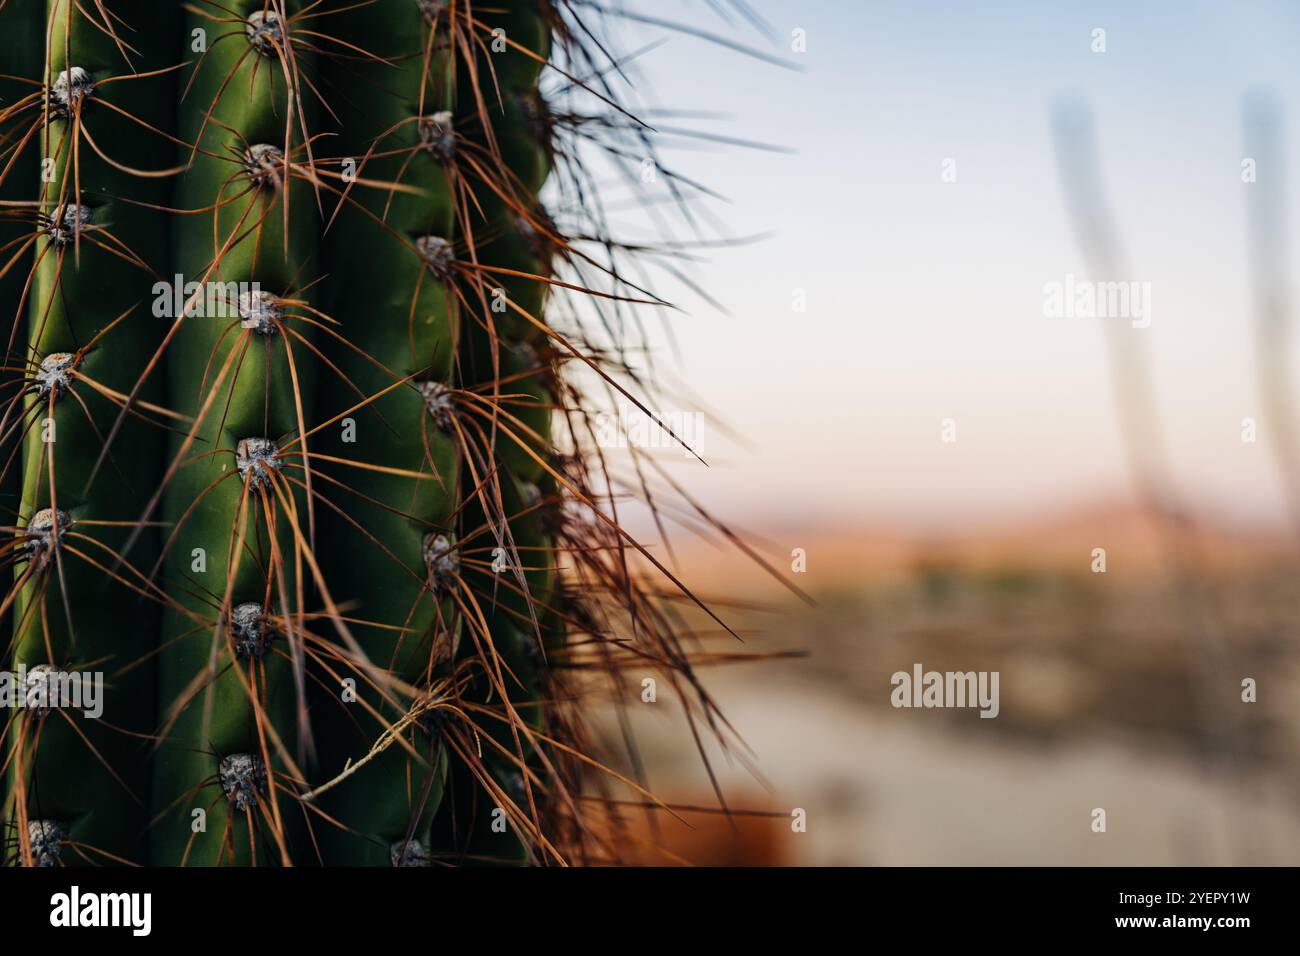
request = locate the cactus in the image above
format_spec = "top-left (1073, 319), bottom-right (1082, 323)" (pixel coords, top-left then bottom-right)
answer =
top-left (0, 0), bottom-right (753, 867)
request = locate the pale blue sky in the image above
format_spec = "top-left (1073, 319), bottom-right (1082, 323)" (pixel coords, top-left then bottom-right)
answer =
top-left (573, 1), bottom-right (1300, 532)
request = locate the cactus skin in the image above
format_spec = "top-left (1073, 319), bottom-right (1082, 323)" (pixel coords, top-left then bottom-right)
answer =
top-left (443, 1), bottom-right (557, 864)
top-left (310, 0), bottom-right (461, 867)
top-left (149, 0), bottom-right (321, 868)
top-left (3, 0), bottom-right (178, 868)
top-left (0, 0), bottom-right (42, 573)
top-left (0, 0), bottom-right (748, 868)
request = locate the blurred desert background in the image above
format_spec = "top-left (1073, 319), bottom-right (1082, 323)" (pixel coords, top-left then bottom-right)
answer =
top-left (567, 1), bottom-right (1300, 865)
top-left (583, 505), bottom-right (1300, 865)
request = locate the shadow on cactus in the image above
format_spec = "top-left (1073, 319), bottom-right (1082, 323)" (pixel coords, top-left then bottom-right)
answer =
top-left (0, 0), bottom-right (799, 867)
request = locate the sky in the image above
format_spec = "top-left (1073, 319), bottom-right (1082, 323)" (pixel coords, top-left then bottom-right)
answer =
top-left (567, 1), bottom-right (1300, 533)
